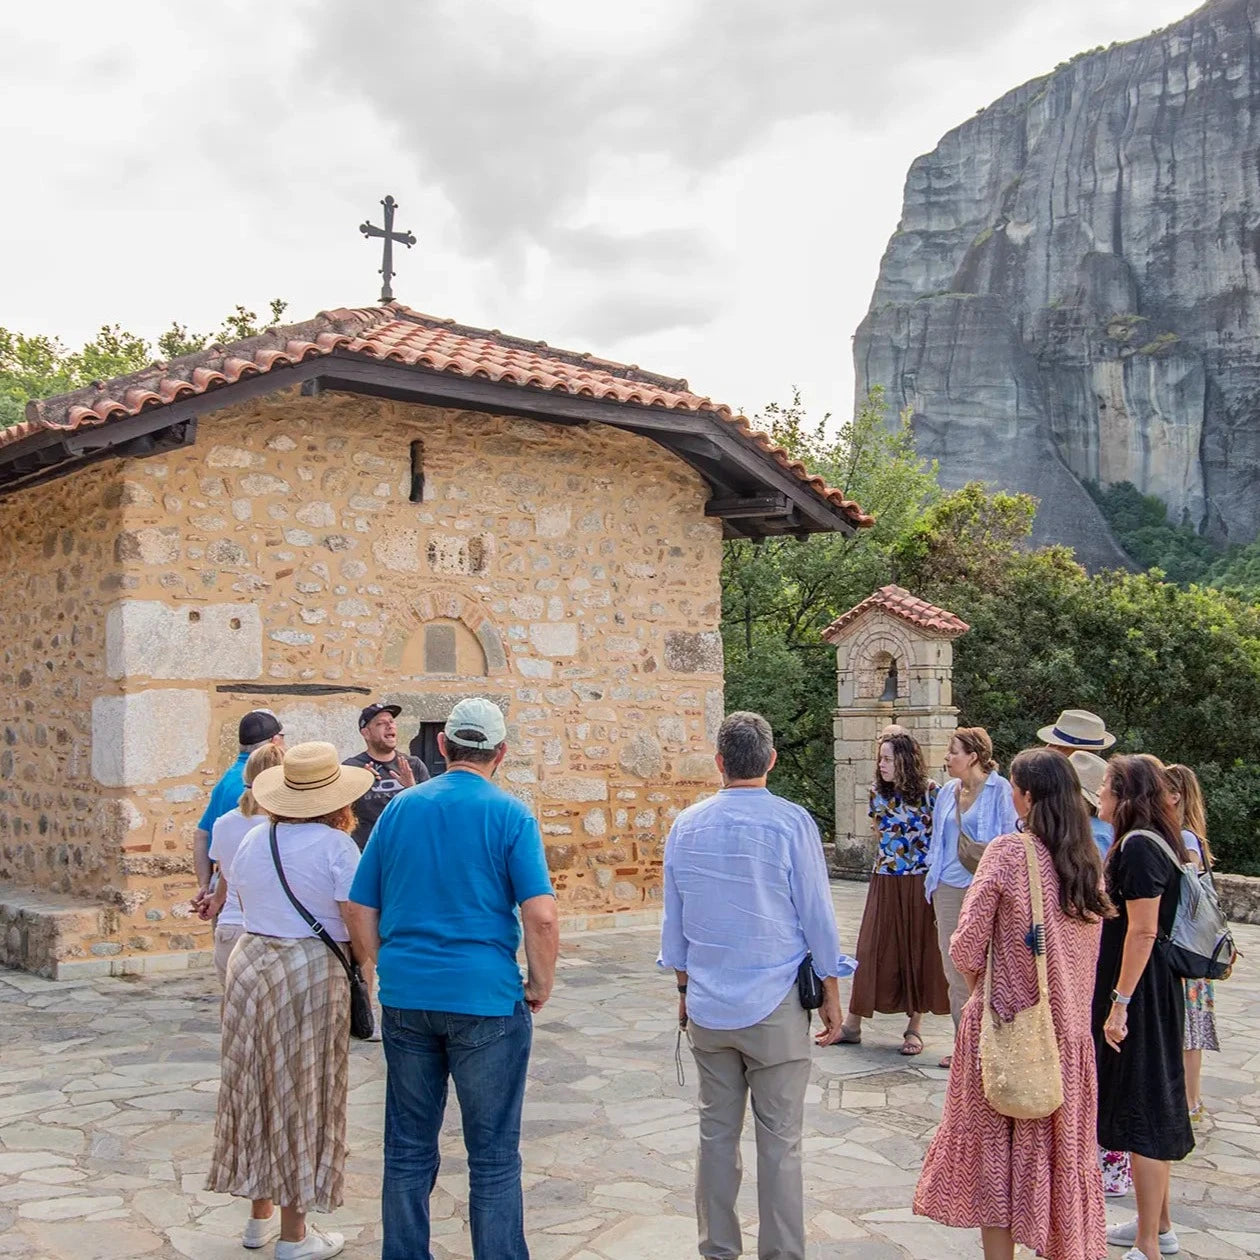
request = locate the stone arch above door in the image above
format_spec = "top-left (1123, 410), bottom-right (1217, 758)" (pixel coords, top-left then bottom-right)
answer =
top-left (382, 591), bottom-right (509, 679)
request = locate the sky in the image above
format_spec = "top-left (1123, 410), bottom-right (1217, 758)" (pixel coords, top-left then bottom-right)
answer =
top-left (2, 0), bottom-right (1197, 424)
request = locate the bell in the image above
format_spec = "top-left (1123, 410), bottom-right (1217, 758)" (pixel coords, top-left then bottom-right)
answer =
top-left (879, 660), bottom-right (899, 702)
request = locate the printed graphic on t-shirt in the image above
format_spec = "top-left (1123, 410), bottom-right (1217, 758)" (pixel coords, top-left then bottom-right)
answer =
top-left (344, 752), bottom-right (430, 848)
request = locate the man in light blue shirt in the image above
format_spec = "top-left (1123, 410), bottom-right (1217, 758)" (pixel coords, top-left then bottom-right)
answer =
top-left (659, 711), bottom-right (851, 1260)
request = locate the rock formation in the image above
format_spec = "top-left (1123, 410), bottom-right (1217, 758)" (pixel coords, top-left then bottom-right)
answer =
top-left (855, 0), bottom-right (1260, 567)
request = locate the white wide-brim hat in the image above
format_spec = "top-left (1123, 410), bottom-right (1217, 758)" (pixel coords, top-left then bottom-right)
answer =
top-left (1037, 709), bottom-right (1116, 751)
top-left (1068, 750), bottom-right (1108, 809)
top-left (252, 741), bottom-right (374, 819)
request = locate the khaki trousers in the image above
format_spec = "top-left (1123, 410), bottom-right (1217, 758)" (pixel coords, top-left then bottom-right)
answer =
top-left (688, 991), bottom-right (811, 1260)
top-left (212, 923), bottom-right (245, 986)
top-left (931, 883), bottom-right (970, 1027)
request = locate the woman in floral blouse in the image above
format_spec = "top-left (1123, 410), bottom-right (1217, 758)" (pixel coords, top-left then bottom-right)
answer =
top-left (838, 731), bottom-right (950, 1055)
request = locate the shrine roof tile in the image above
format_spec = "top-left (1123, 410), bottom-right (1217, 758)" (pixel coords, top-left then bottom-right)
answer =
top-left (821, 585), bottom-right (969, 641)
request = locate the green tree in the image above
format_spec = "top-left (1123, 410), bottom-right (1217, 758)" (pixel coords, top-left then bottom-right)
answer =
top-left (1086, 479), bottom-right (1220, 584)
top-left (1205, 538), bottom-right (1260, 603)
top-left (721, 389), bottom-right (939, 828)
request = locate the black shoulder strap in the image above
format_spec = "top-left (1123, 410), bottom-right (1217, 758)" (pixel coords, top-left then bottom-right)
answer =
top-left (269, 823), bottom-right (354, 980)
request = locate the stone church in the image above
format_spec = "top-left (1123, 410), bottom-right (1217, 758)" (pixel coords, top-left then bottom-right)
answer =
top-left (0, 302), bottom-right (870, 975)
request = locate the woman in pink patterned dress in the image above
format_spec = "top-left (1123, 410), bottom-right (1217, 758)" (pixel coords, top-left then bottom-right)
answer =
top-left (914, 748), bottom-right (1113, 1260)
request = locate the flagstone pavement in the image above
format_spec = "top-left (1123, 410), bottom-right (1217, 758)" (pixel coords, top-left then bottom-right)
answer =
top-left (0, 882), bottom-right (1257, 1260)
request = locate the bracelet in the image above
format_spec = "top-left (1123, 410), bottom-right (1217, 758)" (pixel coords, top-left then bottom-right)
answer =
top-left (677, 984), bottom-right (688, 994)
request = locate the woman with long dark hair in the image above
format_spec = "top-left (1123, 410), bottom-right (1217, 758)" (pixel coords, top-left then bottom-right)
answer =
top-left (837, 731), bottom-right (950, 1055)
top-left (915, 748), bottom-right (1111, 1260)
top-left (1095, 755), bottom-right (1194, 1260)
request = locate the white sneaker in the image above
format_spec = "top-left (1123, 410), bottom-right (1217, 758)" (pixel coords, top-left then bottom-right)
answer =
top-left (275, 1224), bottom-right (345, 1259)
top-left (242, 1214), bottom-right (280, 1248)
top-left (1121, 1250), bottom-right (1151, 1260)
top-left (1108, 1217), bottom-right (1179, 1254)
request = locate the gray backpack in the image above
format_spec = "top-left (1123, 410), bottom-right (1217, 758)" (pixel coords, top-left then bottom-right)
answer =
top-left (1122, 829), bottom-right (1236, 981)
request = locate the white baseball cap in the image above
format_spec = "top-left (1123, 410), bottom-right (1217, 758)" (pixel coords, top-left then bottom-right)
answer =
top-left (444, 697), bottom-right (507, 749)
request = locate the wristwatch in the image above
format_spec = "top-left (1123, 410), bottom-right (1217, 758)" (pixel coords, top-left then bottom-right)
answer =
top-left (677, 984), bottom-right (688, 994)
top-left (1110, 989), bottom-right (1131, 1007)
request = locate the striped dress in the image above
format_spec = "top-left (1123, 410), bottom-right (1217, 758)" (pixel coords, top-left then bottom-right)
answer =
top-left (914, 833), bottom-right (1106, 1260)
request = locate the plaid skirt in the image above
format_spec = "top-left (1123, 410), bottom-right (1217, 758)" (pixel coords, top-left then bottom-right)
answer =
top-left (207, 934), bottom-right (350, 1210)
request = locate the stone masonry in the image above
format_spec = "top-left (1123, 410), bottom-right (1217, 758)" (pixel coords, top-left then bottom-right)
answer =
top-left (0, 389), bottom-right (725, 974)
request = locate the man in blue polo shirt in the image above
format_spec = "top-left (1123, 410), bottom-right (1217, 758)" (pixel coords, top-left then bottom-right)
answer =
top-left (346, 697), bottom-right (557, 1260)
top-left (192, 710), bottom-right (284, 909)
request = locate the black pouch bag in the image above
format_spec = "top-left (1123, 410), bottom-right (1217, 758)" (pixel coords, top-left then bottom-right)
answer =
top-left (797, 953), bottom-right (823, 1010)
top-left (269, 823), bottom-right (375, 1040)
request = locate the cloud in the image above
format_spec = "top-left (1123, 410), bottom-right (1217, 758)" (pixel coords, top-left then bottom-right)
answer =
top-left (302, 0), bottom-right (1022, 260)
top-left (567, 292), bottom-right (720, 343)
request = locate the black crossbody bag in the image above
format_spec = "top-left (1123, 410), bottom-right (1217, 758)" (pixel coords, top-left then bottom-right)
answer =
top-left (797, 953), bottom-right (824, 1010)
top-left (269, 823), bottom-right (374, 1040)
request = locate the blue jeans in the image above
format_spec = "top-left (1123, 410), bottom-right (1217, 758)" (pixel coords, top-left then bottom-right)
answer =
top-left (381, 1001), bottom-right (532, 1260)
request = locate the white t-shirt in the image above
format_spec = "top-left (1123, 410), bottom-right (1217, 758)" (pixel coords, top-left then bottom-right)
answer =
top-left (227, 821), bottom-right (361, 942)
top-left (1182, 829), bottom-right (1204, 868)
top-left (209, 809), bottom-right (257, 929)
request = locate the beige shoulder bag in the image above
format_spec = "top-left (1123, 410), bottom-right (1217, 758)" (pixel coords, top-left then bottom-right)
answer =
top-left (954, 786), bottom-right (987, 874)
top-left (979, 835), bottom-right (1064, 1120)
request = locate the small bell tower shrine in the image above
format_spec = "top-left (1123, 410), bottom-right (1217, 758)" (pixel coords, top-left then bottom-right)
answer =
top-left (821, 585), bottom-right (969, 877)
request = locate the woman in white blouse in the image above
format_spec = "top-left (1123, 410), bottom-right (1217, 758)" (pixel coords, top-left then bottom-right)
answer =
top-left (203, 742), bottom-right (372, 1260)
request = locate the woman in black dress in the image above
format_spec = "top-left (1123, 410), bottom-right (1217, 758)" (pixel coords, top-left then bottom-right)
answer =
top-left (1094, 754), bottom-right (1194, 1260)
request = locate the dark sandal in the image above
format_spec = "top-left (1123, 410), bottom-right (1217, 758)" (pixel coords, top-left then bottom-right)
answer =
top-left (836, 1026), bottom-right (862, 1045)
top-left (938, 1054), bottom-right (953, 1069)
top-left (899, 1030), bottom-right (924, 1056)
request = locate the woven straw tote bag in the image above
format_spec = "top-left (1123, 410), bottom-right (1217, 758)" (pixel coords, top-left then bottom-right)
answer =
top-left (979, 835), bottom-right (1064, 1120)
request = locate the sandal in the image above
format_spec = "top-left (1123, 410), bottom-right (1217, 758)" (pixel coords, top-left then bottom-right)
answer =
top-left (899, 1030), bottom-right (924, 1056)
top-left (836, 1024), bottom-right (862, 1045)
top-left (938, 1054), bottom-right (953, 1069)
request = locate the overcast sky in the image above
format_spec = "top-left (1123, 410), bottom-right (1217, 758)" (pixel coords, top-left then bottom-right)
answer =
top-left (3, 0), bottom-right (1195, 423)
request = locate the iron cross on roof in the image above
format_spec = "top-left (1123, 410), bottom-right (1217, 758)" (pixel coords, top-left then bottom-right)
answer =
top-left (360, 195), bottom-right (416, 303)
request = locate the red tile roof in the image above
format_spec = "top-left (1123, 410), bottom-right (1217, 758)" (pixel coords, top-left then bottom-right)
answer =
top-left (822, 585), bottom-right (969, 641)
top-left (3, 303), bottom-right (873, 529)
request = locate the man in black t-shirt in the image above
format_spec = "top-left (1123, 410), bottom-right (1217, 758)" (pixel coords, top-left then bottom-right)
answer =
top-left (344, 703), bottom-right (431, 850)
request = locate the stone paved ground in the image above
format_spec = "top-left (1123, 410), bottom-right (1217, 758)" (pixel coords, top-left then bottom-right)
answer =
top-left (0, 883), bottom-right (1257, 1260)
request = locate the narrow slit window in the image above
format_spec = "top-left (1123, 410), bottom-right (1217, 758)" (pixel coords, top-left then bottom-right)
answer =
top-left (409, 439), bottom-right (425, 503)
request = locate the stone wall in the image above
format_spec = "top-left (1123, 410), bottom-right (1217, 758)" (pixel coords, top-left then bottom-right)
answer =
top-left (1, 388), bottom-right (725, 972)
top-left (1217, 873), bottom-right (1260, 928)
top-left (0, 468), bottom-right (127, 903)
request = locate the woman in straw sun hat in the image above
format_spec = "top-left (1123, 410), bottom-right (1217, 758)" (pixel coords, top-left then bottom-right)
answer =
top-left (1038, 709), bottom-right (1116, 754)
top-left (206, 742), bottom-right (373, 1260)
top-left (1068, 751), bottom-right (1114, 858)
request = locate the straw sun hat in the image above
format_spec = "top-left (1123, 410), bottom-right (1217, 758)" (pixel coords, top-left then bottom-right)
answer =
top-left (1068, 751), bottom-right (1109, 809)
top-left (1036, 708), bottom-right (1116, 751)
top-left (251, 741), bottom-right (374, 819)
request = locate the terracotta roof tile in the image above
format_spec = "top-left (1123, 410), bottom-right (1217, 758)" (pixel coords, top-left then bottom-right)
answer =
top-left (4, 303), bottom-right (874, 529)
top-left (821, 585), bottom-right (969, 642)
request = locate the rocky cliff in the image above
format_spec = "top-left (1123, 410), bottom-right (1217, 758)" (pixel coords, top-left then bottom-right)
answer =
top-left (855, 0), bottom-right (1260, 567)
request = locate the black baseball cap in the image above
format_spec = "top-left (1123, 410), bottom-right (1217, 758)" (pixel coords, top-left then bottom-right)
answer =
top-left (359, 702), bottom-right (402, 730)
top-left (239, 710), bottom-right (283, 745)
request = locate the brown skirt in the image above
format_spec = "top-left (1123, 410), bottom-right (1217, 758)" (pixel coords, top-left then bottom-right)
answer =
top-left (848, 872), bottom-right (951, 1018)
top-left (206, 934), bottom-right (349, 1210)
